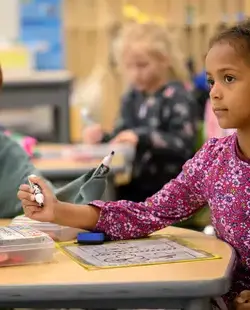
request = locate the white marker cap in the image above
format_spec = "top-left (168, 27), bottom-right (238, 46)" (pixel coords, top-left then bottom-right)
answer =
top-left (29, 174), bottom-right (37, 178)
top-left (35, 193), bottom-right (44, 205)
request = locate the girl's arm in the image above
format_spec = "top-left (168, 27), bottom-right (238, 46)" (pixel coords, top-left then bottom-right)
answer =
top-left (18, 139), bottom-right (219, 240)
top-left (0, 133), bottom-right (50, 218)
top-left (101, 90), bottom-right (136, 142)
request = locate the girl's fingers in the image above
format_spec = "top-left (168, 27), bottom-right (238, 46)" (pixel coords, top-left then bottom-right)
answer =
top-left (17, 191), bottom-right (35, 202)
top-left (19, 184), bottom-right (34, 193)
top-left (22, 199), bottom-right (39, 208)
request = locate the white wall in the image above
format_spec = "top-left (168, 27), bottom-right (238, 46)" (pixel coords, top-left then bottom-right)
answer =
top-left (0, 0), bottom-right (19, 41)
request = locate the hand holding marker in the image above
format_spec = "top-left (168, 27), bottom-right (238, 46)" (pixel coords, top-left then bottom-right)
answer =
top-left (92, 150), bottom-right (115, 176)
top-left (27, 151), bottom-right (114, 210)
top-left (28, 174), bottom-right (44, 207)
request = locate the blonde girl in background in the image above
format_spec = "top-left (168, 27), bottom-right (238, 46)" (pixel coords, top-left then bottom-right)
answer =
top-left (83, 22), bottom-right (198, 201)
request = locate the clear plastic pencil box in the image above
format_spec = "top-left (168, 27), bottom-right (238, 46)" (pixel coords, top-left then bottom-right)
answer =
top-left (11, 215), bottom-right (82, 242)
top-left (0, 225), bottom-right (55, 267)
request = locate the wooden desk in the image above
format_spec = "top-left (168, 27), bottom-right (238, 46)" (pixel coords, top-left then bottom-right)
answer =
top-left (3, 71), bottom-right (72, 84)
top-left (33, 143), bottom-right (132, 185)
top-left (0, 220), bottom-right (235, 309)
top-left (33, 154), bottom-right (126, 180)
top-left (36, 142), bottom-right (135, 163)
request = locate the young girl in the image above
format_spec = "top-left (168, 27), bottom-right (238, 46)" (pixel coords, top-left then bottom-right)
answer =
top-left (18, 20), bottom-right (250, 309)
top-left (82, 23), bottom-right (198, 201)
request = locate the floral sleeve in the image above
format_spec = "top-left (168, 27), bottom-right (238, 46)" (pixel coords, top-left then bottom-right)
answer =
top-left (90, 139), bottom-right (219, 240)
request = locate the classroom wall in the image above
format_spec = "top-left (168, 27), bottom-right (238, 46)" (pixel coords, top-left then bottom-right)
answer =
top-left (0, 0), bottom-right (19, 41)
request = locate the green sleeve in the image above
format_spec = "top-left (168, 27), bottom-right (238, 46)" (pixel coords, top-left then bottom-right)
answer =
top-left (0, 133), bottom-right (46, 218)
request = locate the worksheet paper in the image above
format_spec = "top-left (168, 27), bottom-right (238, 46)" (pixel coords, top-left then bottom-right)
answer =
top-left (59, 235), bottom-right (220, 270)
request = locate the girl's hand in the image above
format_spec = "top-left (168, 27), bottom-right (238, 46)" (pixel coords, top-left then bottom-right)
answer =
top-left (17, 175), bottom-right (58, 223)
top-left (234, 290), bottom-right (250, 309)
top-left (110, 130), bottom-right (138, 145)
top-left (82, 124), bottom-right (103, 144)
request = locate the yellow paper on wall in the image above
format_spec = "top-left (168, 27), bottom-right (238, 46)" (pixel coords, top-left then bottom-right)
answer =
top-left (0, 46), bottom-right (32, 71)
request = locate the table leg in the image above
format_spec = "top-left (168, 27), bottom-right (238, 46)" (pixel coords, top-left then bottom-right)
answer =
top-left (57, 90), bottom-right (70, 143)
top-left (184, 298), bottom-right (212, 310)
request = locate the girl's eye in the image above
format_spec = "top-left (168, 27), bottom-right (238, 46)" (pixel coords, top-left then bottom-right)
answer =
top-left (207, 78), bottom-right (214, 89)
top-left (224, 75), bottom-right (235, 83)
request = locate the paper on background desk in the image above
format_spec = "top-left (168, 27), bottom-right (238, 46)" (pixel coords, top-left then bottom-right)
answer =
top-left (58, 234), bottom-right (221, 270)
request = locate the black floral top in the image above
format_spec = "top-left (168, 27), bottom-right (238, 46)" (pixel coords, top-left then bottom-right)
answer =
top-left (103, 81), bottom-right (198, 192)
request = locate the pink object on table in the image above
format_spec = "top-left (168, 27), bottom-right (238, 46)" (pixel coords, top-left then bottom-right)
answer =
top-left (4, 130), bottom-right (37, 157)
top-left (22, 136), bottom-right (37, 157)
top-left (204, 99), bottom-right (236, 140)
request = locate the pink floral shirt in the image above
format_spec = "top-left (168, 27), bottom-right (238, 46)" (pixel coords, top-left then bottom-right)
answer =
top-left (91, 133), bottom-right (250, 303)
